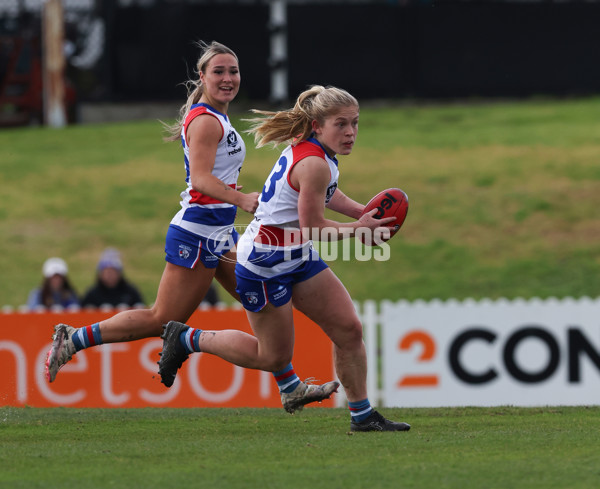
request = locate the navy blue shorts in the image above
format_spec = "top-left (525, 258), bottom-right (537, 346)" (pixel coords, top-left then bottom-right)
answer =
top-left (235, 258), bottom-right (329, 312)
top-left (165, 225), bottom-right (238, 269)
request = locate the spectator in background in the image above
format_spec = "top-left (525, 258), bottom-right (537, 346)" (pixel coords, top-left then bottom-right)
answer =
top-left (27, 257), bottom-right (79, 309)
top-left (81, 248), bottom-right (144, 308)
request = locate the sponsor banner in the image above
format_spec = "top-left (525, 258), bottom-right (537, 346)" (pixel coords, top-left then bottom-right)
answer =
top-left (0, 309), bottom-right (336, 408)
top-left (381, 298), bottom-right (600, 407)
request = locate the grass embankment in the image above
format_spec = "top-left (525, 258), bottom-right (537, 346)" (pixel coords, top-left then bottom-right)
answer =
top-left (1, 97), bottom-right (599, 306)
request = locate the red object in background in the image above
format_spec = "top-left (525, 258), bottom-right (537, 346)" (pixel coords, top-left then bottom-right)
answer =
top-left (0, 309), bottom-right (337, 408)
top-left (0, 34), bottom-right (44, 125)
top-left (0, 33), bottom-right (76, 127)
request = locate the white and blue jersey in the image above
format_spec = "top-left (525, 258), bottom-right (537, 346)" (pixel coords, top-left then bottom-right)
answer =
top-left (165, 103), bottom-right (245, 269)
top-left (235, 137), bottom-right (338, 297)
top-left (170, 103), bottom-right (245, 240)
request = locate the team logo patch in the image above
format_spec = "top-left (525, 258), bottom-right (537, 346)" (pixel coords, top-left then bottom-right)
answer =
top-left (325, 183), bottom-right (338, 203)
top-left (178, 245), bottom-right (192, 260)
top-left (226, 131), bottom-right (238, 147)
top-left (226, 131), bottom-right (242, 156)
top-left (245, 291), bottom-right (259, 305)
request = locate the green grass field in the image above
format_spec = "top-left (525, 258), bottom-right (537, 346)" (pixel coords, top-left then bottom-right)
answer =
top-left (1, 97), bottom-right (600, 307)
top-left (2, 406), bottom-right (599, 489)
top-left (2, 99), bottom-right (600, 488)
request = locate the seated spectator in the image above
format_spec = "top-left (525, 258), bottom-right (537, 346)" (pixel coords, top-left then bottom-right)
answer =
top-left (81, 248), bottom-right (144, 308)
top-left (27, 257), bottom-right (79, 309)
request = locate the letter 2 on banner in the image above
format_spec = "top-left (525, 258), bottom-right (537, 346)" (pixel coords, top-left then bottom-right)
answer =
top-left (381, 298), bottom-right (600, 407)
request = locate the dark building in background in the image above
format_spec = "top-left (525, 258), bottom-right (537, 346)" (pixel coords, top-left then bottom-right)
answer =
top-left (1, 0), bottom-right (600, 125)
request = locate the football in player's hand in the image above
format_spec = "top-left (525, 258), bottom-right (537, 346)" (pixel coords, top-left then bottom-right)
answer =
top-left (359, 188), bottom-right (409, 245)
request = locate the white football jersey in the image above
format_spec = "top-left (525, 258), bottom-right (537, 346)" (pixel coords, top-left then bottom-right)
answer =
top-left (170, 103), bottom-right (246, 240)
top-left (236, 137), bottom-right (339, 278)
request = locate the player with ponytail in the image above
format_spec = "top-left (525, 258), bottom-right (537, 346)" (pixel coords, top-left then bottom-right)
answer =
top-left (47, 42), bottom-right (337, 415)
top-left (159, 86), bottom-right (411, 431)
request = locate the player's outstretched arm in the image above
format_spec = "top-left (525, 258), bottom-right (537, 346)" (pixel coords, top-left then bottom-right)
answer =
top-left (325, 188), bottom-right (363, 219)
top-left (294, 157), bottom-right (394, 241)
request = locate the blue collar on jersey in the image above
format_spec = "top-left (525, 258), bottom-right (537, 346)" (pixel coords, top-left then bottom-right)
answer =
top-left (193, 102), bottom-right (229, 122)
top-left (306, 136), bottom-right (339, 167)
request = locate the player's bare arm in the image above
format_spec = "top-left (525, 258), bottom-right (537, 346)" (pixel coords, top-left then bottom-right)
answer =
top-left (293, 156), bottom-right (394, 240)
top-left (325, 187), bottom-right (363, 219)
top-left (188, 115), bottom-right (258, 213)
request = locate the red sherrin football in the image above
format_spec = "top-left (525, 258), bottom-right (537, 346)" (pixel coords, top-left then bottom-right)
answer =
top-left (359, 188), bottom-right (409, 245)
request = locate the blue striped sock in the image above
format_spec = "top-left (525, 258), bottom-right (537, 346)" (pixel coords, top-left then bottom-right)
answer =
top-left (179, 327), bottom-right (202, 353)
top-left (71, 323), bottom-right (103, 351)
top-left (349, 398), bottom-right (374, 423)
top-left (273, 363), bottom-right (301, 393)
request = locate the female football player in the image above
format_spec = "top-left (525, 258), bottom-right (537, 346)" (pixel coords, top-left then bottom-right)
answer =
top-left (159, 86), bottom-right (411, 431)
top-left (45, 42), bottom-right (337, 413)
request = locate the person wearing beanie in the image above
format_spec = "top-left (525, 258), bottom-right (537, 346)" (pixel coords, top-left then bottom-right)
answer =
top-left (81, 248), bottom-right (144, 308)
top-left (27, 257), bottom-right (79, 309)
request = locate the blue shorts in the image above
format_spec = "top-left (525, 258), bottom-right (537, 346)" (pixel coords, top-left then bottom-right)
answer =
top-left (165, 225), bottom-right (238, 269)
top-left (235, 258), bottom-right (329, 312)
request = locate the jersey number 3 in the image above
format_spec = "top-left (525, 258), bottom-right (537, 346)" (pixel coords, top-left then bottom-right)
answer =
top-left (261, 156), bottom-right (287, 203)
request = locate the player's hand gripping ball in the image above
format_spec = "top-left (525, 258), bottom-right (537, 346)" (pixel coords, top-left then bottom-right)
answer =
top-left (359, 188), bottom-right (409, 246)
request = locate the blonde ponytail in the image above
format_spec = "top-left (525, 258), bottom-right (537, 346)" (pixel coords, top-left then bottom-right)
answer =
top-left (245, 85), bottom-right (358, 148)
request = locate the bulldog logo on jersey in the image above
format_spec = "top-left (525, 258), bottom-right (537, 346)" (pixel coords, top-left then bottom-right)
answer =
top-left (245, 291), bottom-right (259, 305)
top-left (325, 183), bottom-right (338, 203)
top-left (178, 245), bottom-right (191, 260)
